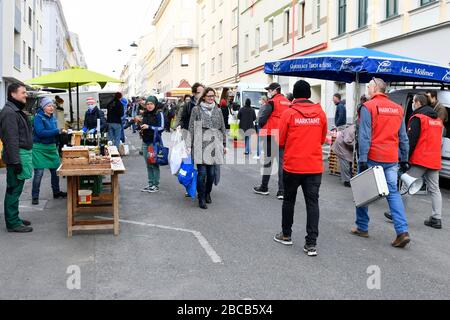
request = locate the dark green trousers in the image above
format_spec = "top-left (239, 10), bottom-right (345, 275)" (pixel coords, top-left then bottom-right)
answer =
top-left (4, 167), bottom-right (25, 229)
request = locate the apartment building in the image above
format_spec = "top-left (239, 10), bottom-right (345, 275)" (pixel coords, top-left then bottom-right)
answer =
top-left (1, 0), bottom-right (44, 106)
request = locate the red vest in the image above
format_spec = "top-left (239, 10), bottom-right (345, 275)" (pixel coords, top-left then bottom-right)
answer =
top-left (260, 94), bottom-right (291, 138)
top-left (280, 100), bottom-right (328, 174)
top-left (364, 93), bottom-right (404, 163)
top-left (409, 114), bottom-right (443, 170)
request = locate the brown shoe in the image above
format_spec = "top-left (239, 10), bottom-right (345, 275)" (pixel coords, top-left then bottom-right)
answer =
top-left (391, 232), bottom-right (411, 248)
top-left (350, 227), bottom-right (369, 238)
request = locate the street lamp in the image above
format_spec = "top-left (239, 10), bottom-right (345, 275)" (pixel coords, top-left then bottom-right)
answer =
top-left (130, 42), bottom-right (138, 48)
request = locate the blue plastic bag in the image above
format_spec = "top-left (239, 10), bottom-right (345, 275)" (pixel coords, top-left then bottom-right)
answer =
top-left (178, 157), bottom-right (197, 199)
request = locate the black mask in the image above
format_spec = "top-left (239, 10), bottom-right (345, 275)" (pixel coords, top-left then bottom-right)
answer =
top-left (8, 96), bottom-right (26, 110)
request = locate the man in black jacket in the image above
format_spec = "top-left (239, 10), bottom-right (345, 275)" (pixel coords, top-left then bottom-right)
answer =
top-left (107, 92), bottom-right (125, 148)
top-left (178, 83), bottom-right (205, 131)
top-left (0, 83), bottom-right (34, 233)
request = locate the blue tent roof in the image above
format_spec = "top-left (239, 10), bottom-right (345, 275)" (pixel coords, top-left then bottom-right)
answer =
top-left (264, 47), bottom-right (450, 84)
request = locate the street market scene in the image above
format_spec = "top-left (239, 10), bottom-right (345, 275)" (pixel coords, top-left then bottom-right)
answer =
top-left (1, 0), bottom-right (450, 301)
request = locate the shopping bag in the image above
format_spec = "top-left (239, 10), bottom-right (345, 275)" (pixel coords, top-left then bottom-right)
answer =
top-left (169, 130), bottom-right (188, 175)
top-left (154, 130), bottom-right (169, 166)
top-left (147, 145), bottom-right (157, 165)
top-left (178, 157), bottom-right (197, 199)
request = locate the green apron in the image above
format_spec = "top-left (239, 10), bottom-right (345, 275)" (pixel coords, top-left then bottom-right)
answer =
top-left (32, 143), bottom-right (61, 170)
top-left (17, 148), bottom-right (33, 181)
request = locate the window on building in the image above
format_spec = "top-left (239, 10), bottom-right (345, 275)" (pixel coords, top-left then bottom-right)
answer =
top-left (39, 25), bottom-right (43, 43)
top-left (218, 53), bottom-right (223, 72)
top-left (212, 26), bottom-right (216, 43)
top-left (312, 0), bottom-right (321, 31)
top-left (255, 27), bottom-right (260, 56)
top-left (338, 0), bottom-right (347, 35)
top-left (211, 0), bottom-right (215, 12)
top-left (386, 0), bottom-right (398, 18)
top-left (201, 6), bottom-right (206, 22)
top-left (268, 19), bottom-right (274, 50)
top-left (211, 57), bottom-right (215, 75)
top-left (298, 1), bottom-right (305, 38)
top-left (23, 0), bottom-right (26, 21)
top-left (28, 47), bottom-right (32, 68)
top-left (201, 63), bottom-right (206, 80)
top-left (232, 8), bottom-right (238, 29)
top-left (283, 10), bottom-right (290, 43)
top-left (219, 20), bottom-right (223, 38)
top-left (420, 0), bottom-right (436, 5)
top-left (201, 34), bottom-right (206, 50)
top-left (244, 34), bottom-right (249, 61)
top-left (181, 53), bottom-right (189, 67)
top-left (358, 0), bottom-right (368, 28)
top-left (28, 7), bottom-right (32, 28)
top-left (23, 41), bottom-right (26, 64)
top-left (232, 45), bottom-right (238, 65)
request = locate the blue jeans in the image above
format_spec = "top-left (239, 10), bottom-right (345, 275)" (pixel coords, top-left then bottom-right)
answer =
top-left (197, 164), bottom-right (215, 201)
top-left (108, 123), bottom-right (122, 149)
top-left (244, 136), bottom-right (251, 154)
top-left (355, 160), bottom-right (409, 235)
top-left (32, 168), bottom-right (60, 199)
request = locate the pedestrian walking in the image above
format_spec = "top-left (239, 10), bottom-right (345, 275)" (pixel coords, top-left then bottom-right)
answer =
top-left (179, 83), bottom-right (205, 131)
top-left (237, 98), bottom-right (256, 155)
top-left (253, 83), bottom-right (291, 200)
top-left (426, 90), bottom-right (448, 136)
top-left (351, 78), bottom-right (411, 248)
top-left (82, 97), bottom-right (106, 134)
top-left (188, 88), bottom-right (226, 210)
top-left (331, 125), bottom-right (355, 187)
top-left (120, 97), bottom-right (129, 143)
top-left (274, 80), bottom-right (328, 257)
top-left (385, 94), bottom-right (444, 229)
top-left (334, 93), bottom-right (347, 128)
top-left (219, 99), bottom-right (230, 130)
top-left (139, 96), bottom-right (165, 193)
top-left (107, 92), bottom-right (125, 149)
top-left (0, 83), bottom-right (34, 233)
top-left (31, 97), bottom-right (67, 205)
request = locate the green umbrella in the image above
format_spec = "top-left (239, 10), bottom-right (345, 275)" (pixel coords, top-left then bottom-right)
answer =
top-left (26, 66), bottom-right (122, 129)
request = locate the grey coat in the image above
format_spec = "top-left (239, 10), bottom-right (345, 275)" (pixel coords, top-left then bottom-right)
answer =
top-left (189, 105), bottom-right (226, 165)
top-left (0, 101), bottom-right (33, 165)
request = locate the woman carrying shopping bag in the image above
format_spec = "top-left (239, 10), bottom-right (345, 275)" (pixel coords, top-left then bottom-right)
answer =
top-left (139, 96), bottom-right (164, 193)
top-left (188, 88), bottom-right (227, 210)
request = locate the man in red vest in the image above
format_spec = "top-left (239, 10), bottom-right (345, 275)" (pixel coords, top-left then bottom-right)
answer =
top-left (273, 80), bottom-right (327, 257)
top-left (351, 78), bottom-right (411, 248)
top-left (254, 83), bottom-right (291, 200)
top-left (407, 94), bottom-right (443, 229)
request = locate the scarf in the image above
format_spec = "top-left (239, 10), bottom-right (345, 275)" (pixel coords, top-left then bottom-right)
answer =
top-left (200, 102), bottom-right (215, 117)
top-left (8, 97), bottom-right (26, 110)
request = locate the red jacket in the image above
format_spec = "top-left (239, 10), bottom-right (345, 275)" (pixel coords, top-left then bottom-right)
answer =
top-left (279, 99), bottom-right (328, 174)
top-left (364, 93), bottom-right (404, 163)
top-left (409, 114), bottom-right (443, 170)
top-left (260, 94), bottom-right (291, 140)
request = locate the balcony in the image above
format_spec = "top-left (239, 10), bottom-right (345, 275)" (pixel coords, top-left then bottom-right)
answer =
top-left (14, 52), bottom-right (21, 71)
top-left (14, 5), bottom-right (21, 33)
top-left (173, 38), bottom-right (195, 49)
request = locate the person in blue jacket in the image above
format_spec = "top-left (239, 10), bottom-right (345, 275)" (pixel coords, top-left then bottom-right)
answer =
top-left (31, 97), bottom-right (67, 205)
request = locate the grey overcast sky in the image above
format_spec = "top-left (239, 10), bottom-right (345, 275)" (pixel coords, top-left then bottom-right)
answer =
top-left (60, 0), bottom-right (160, 78)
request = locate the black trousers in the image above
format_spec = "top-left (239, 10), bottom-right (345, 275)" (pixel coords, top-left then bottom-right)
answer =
top-left (261, 136), bottom-right (284, 192)
top-left (282, 171), bottom-right (322, 246)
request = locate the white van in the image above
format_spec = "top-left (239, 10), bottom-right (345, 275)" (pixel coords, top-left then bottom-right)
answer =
top-left (221, 83), bottom-right (267, 117)
top-left (389, 89), bottom-right (450, 179)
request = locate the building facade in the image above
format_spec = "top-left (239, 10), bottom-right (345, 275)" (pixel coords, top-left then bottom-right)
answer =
top-left (197, 0), bottom-right (239, 90)
top-left (152, 0), bottom-right (199, 97)
top-left (1, 0), bottom-right (44, 106)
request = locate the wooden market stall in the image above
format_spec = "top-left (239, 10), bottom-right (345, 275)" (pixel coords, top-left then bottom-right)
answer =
top-left (57, 146), bottom-right (125, 237)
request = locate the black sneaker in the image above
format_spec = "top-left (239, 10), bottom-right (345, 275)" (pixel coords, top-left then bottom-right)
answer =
top-left (424, 217), bottom-right (442, 229)
top-left (22, 220), bottom-right (32, 226)
top-left (276, 191), bottom-right (284, 200)
top-left (344, 181), bottom-right (351, 188)
top-left (253, 186), bottom-right (269, 196)
top-left (199, 199), bottom-right (208, 210)
top-left (205, 194), bottom-right (212, 204)
top-left (7, 225), bottom-right (33, 233)
top-left (32, 198), bottom-right (39, 205)
top-left (53, 192), bottom-right (67, 199)
top-left (303, 245), bottom-right (318, 257)
top-left (273, 232), bottom-right (293, 246)
top-left (384, 212), bottom-right (393, 221)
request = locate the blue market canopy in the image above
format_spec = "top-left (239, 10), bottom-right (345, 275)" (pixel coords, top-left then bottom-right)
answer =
top-left (264, 47), bottom-right (450, 84)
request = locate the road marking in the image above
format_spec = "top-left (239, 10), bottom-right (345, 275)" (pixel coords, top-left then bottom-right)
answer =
top-left (95, 217), bottom-right (223, 264)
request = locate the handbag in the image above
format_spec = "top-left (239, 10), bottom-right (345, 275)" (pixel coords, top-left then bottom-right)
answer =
top-left (153, 129), bottom-right (169, 166)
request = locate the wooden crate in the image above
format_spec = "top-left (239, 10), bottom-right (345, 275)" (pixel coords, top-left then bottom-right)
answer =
top-left (328, 135), bottom-right (341, 176)
top-left (62, 147), bottom-right (89, 159)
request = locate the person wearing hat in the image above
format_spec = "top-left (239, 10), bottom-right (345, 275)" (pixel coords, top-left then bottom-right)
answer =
top-left (139, 96), bottom-right (165, 193)
top-left (254, 82), bottom-right (291, 200)
top-left (107, 92), bottom-right (126, 149)
top-left (0, 83), bottom-right (34, 233)
top-left (82, 97), bottom-right (106, 134)
top-left (273, 80), bottom-right (328, 257)
top-left (31, 97), bottom-right (67, 206)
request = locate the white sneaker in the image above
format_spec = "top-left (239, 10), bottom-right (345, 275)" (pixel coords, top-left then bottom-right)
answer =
top-left (148, 186), bottom-right (159, 193)
top-left (141, 185), bottom-right (152, 192)
top-left (253, 155), bottom-right (260, 160)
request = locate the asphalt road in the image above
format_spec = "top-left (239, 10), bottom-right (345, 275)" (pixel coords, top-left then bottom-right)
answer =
top-left (0, 131), bottom-right (449, 300)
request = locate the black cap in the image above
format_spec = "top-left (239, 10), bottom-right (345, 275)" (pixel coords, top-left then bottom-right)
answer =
top-left (293, 80), bottom-right (311, 99)
top-left (265, 82), bottom-right (281, 92)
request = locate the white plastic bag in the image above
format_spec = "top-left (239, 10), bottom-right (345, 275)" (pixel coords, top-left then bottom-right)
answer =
top-left (169, 130), bottom-right (188, 175)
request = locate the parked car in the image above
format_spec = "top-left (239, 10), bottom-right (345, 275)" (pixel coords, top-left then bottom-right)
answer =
top-left (389, 88), bottom-right (450, 179)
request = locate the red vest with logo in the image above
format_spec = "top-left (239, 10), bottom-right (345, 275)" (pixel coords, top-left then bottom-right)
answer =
top-left (364, 93), bottom-right (404, 163)
top-left (260, 94), bottom-right (291, 138)
top-left (409, 114), bottom-right (443, 170)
